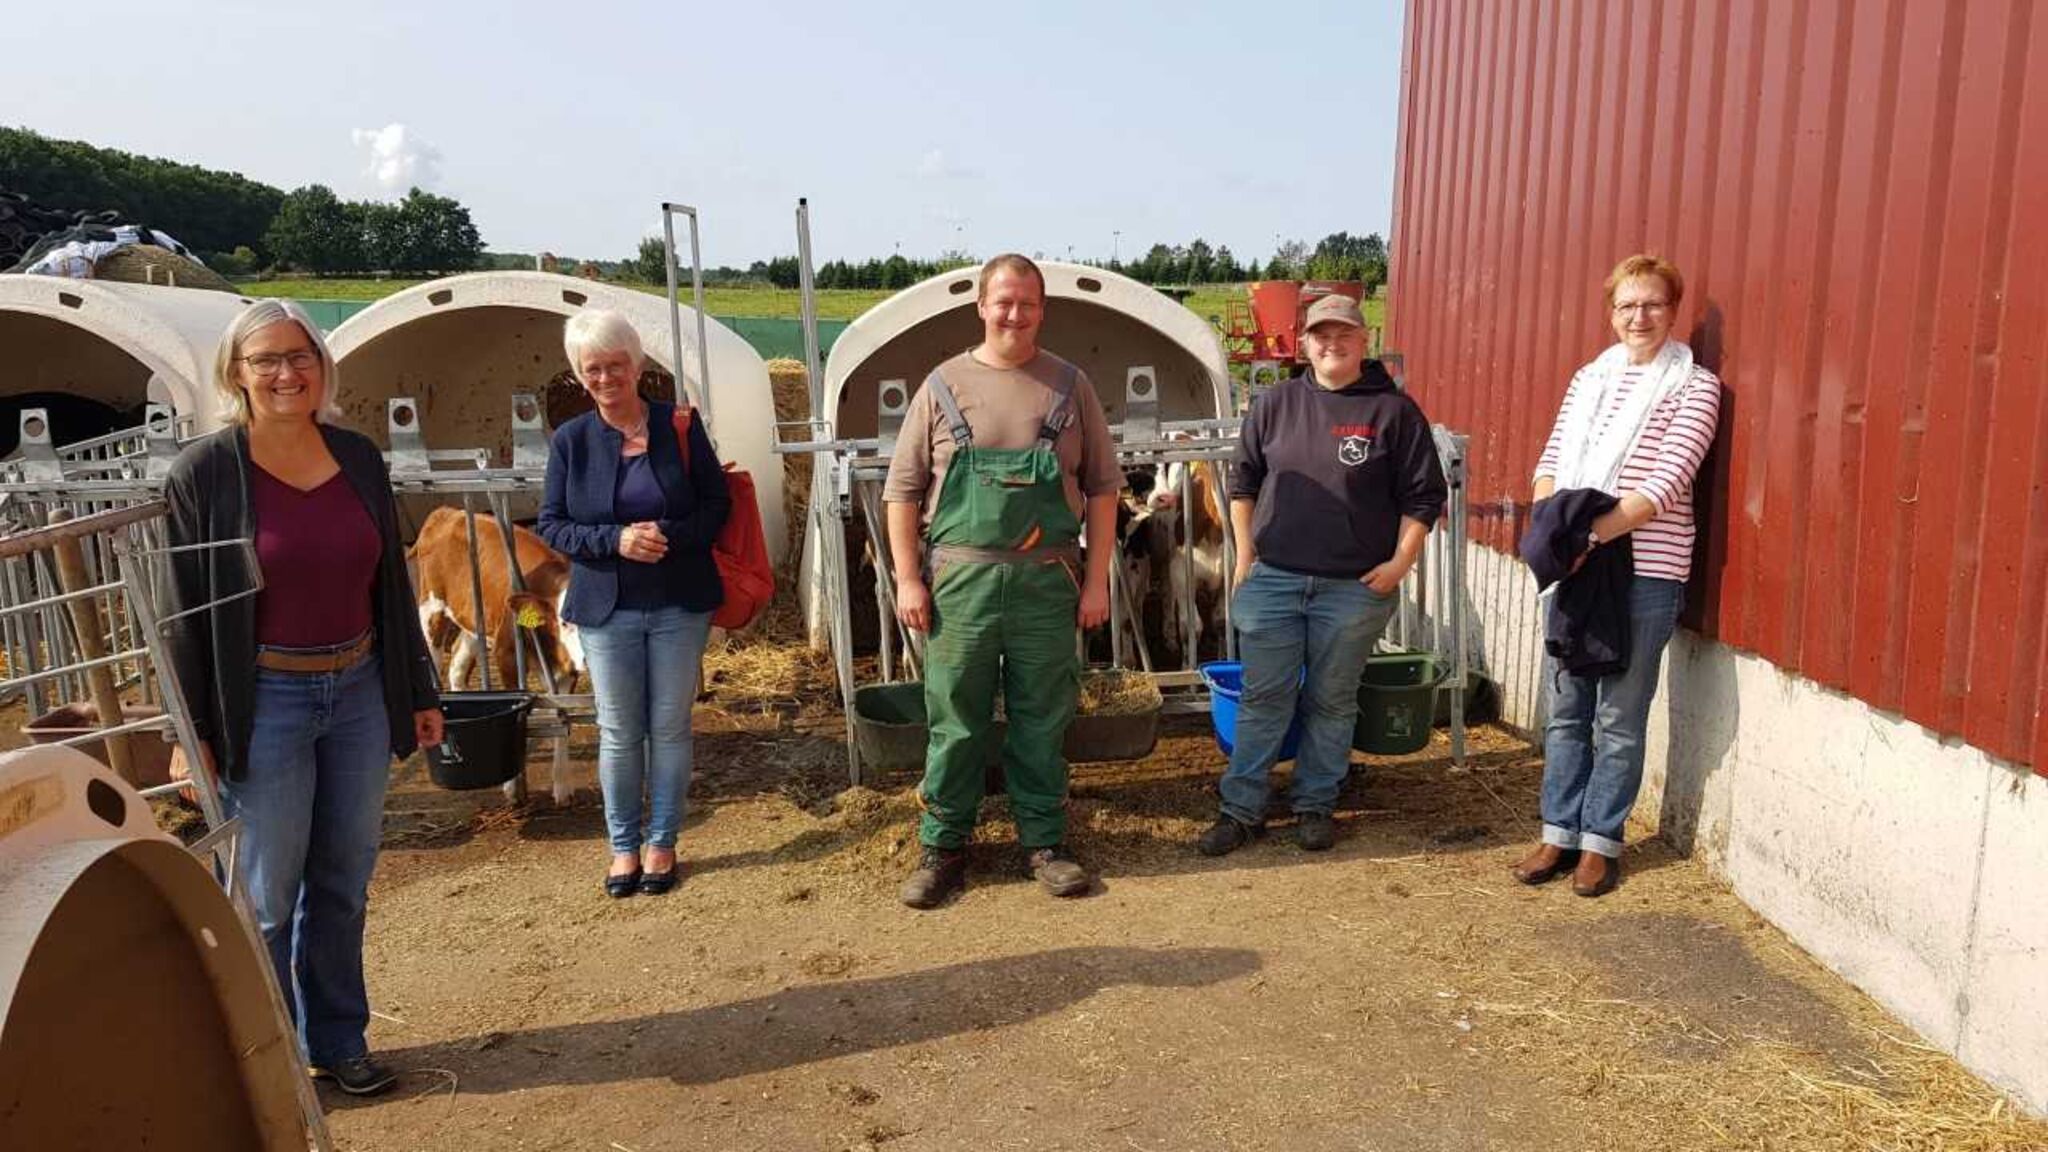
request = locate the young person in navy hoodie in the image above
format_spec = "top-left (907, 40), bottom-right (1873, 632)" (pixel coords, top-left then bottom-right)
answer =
top-left (1198, 294), bottom-right (1447, 856)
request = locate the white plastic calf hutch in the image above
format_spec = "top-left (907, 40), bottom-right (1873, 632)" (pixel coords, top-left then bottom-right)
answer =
top-left (0, 276), bottom-right (246, 438)
top-left (327, 271), bottom-right (787, 564)
top-left (802, 261), bottom-right (1232, 644)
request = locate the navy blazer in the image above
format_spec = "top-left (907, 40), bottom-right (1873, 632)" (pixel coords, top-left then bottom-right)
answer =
top-left (538, 400), bottom-right (730, 626)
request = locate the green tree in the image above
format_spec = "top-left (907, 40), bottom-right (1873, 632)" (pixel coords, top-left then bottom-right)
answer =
top-left (263, 185), bottom-right (365, 274)
top-left (1212, 246), bottom-right (1241, 283)
top-left (0, 126), bottom-right (285, 258)
top-left (1267, 239), bottom-right (1309, 280)
top-left (632, 236), bottom-right (670, 283)
top-left (1132, 243), bottom-right (1174, 284)
top-left (1307, 231), bottom-right (1388, 290)
top-left (389, 188), bottom-right (483, 273)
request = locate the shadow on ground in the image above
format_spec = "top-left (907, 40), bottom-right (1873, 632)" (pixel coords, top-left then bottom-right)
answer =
top-left (366, 945), bottom-right (1260, 1096)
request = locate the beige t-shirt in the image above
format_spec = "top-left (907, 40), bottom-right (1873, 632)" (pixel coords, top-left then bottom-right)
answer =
top-left (882, 349), bottom-right (1124, 526)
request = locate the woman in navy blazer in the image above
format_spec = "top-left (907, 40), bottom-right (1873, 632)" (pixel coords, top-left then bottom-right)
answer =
top-left (538, 309), bottom-right (729, 898)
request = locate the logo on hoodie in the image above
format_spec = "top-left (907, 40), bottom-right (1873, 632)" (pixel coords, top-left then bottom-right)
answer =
top-left (1337, 435), bottom-right (1372, 466)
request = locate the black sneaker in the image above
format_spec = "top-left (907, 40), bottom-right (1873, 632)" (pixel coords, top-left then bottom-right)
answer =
top-left (309, 1054), bottom-right (397, 1096)
top-left (1026, 844), bottom-right (1092, 897)
top-left (899, 846), bottom-right (968, 909)
top-left (1196, 815), bottom-right (1261, 857)
top-left (1295, 811), bottom-right (1337, 852)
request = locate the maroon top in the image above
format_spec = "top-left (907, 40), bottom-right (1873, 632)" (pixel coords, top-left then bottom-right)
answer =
top-left (251, 466), bottom-right (381, 647)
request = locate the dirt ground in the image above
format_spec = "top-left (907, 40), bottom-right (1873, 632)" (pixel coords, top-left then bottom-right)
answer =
top-left (323, 690), bottom-right (2046, 1151)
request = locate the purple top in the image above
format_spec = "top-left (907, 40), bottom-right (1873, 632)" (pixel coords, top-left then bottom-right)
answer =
top-left (613, 451), bottom-right (673, 609)
top-left (251, 466), bottom-right (380, 647)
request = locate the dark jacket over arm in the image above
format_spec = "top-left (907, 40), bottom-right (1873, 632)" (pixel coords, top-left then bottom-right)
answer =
top-left (159, 424), bottom-right (439, 781)
top-left (1519, 488), bottom-right (1633, 678)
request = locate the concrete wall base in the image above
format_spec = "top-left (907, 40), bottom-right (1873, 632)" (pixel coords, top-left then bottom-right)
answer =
top-left (1462, 542), bottom-right (2048, 1116)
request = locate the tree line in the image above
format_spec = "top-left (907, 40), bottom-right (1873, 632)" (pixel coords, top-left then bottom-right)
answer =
top-left (264, 185), bottom-right (483, 275)
top-left (6, 127), bottom-right (1384, 289)
top-left (631, 232), bottom-right (1390, 292)
top-left (1, 126), bottom-right (282, 264)
top-left (1109, 232), bottom-right (1387, 291)
top-left (1, 127), bottom-right (487, 276)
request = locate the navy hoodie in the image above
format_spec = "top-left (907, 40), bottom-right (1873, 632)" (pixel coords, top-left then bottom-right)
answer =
top-left (1228, 362), bottom-right (1448, 579)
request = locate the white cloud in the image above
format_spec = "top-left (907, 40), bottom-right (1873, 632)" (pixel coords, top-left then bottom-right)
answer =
top-left (916, 149), bottom-right (979, 180)
top-left (352, 123), bottom-right (444, 195)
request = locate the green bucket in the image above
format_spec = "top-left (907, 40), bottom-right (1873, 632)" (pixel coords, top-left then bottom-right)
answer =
top-left (852, 682), bottom-right (931, 772)
top-left (851, 678), bottom-right (1165, 778)
top-left (1352, 652), bottom-right (1444, 756)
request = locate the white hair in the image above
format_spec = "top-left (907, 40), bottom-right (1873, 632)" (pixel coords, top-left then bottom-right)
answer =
top-left (562, 309), bottom-right (646, 382)
top-left (211, 300), bottom-right (344, 426)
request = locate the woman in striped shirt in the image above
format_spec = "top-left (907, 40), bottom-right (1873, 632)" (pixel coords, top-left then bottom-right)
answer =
top-left (1511, 254), bottom-right (1722, 897)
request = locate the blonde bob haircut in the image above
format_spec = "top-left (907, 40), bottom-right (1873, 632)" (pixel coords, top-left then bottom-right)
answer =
top-left (562, 309), bottom-right (647, 382)
top-left (1603, 253), bottom-right (1685, 310)
top-left (212, 299), bottom-right (344, 426)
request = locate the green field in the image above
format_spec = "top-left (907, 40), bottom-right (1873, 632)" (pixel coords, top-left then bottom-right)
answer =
top-left (237, 278), bottom-right (1386, 331)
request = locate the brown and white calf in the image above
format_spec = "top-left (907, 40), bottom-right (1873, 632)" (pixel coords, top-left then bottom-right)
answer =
top-left (410, 507), bottom-right (586, 694)
top-left (410, 507), bottom-right (590, 801)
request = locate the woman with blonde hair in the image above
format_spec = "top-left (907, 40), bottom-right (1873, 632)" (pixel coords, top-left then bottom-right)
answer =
top-left (1511, 255), bottom-right (1721, 898)
top-left (163, 299), bottom-right (443, 1095)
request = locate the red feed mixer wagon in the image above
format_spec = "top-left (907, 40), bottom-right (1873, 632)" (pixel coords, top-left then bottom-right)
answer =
top-left (1219, 280), bottom-right (1373, 363)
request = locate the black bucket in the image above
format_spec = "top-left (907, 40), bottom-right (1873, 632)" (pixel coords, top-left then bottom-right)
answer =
top-left (425, 692), bottom-right (535, 790)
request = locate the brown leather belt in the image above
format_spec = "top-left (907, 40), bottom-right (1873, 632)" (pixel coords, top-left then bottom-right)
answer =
top-left (254, 631), bottom-right (375, 674)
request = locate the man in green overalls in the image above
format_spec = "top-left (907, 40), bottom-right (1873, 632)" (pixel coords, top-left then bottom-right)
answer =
top-left (883, 253), bottom-right (1123, 909)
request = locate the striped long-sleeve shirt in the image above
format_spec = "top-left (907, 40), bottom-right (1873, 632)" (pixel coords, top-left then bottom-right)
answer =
top-left (1535, 364), bottom-right (1721, 582)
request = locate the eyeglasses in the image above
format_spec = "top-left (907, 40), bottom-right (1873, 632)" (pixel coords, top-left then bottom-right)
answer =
top-left (1612, 301), bottom-right (1671, 317)
top-left (237, 350), bottom-right (321, 377)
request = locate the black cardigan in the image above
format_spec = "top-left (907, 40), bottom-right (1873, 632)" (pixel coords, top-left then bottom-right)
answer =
top-left (160, 424), bottom-right (440, 781)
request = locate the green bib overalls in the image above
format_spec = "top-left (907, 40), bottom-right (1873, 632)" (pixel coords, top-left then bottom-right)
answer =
top-left (916, 364), bottom-right (1082, 850)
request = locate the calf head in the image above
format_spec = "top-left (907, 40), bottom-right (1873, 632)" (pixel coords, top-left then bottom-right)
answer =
top-left (507, 590), bottom-right (585, 692)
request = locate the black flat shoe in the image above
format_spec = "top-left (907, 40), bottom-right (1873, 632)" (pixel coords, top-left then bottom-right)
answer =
top-left (637, 868), bottom-right (679, 896)
top-left (605, 869), bottom-right (642, 898)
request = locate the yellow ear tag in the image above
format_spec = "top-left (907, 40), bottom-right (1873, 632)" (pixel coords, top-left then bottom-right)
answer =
top-left (515, 603), bottom-right (544, 630)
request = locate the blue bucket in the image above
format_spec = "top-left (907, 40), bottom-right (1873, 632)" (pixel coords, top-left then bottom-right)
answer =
top-left (1198, 661), bottom-right (1306, 761)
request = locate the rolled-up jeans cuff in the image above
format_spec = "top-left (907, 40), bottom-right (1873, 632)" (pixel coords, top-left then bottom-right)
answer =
top-left (1542, 824), bottom-right (1581, 849)
top-left (1580, 831), bottom-right (1625, 858)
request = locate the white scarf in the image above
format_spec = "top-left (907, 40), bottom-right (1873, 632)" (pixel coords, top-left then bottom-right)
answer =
top-left (1549, 339), bottom-right (1695, 494)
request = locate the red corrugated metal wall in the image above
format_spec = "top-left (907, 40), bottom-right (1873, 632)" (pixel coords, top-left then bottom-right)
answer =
top-left (1391, 0), bottom-right (2048, 773)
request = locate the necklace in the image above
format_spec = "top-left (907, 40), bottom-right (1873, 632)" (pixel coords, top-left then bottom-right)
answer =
top-left (604, 406), bottom-right (649, 441)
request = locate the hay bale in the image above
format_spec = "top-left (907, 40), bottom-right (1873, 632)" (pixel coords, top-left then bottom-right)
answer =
top-left (91, 244), bottom-right (237, 293)
top-left (1077, 669), bottom-right (1162, 716)
top-left (766, 358), bottom-right (813, 581)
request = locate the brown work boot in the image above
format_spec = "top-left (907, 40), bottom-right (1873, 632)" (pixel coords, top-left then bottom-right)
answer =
top-left (899, 846), bottom-right (968, 909)
top-left (1511, 843), bottom-right (1579, 886)
top-left (1026, 844), bottom-right (1092, 897)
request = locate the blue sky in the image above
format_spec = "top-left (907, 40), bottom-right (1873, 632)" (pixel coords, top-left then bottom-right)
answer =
top-left (6, 0), bottom-right (1405, 267)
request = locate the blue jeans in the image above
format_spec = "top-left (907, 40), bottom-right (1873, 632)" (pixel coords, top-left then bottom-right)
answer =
top-left (1220, 562), bottom-right (1397, 825)
top-left (217, 654), bottom-right (391, 1066)
top-left (580, 605), bottom-right (715, 855)
top-left (1540, 577), bottom-right (1685, 857)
